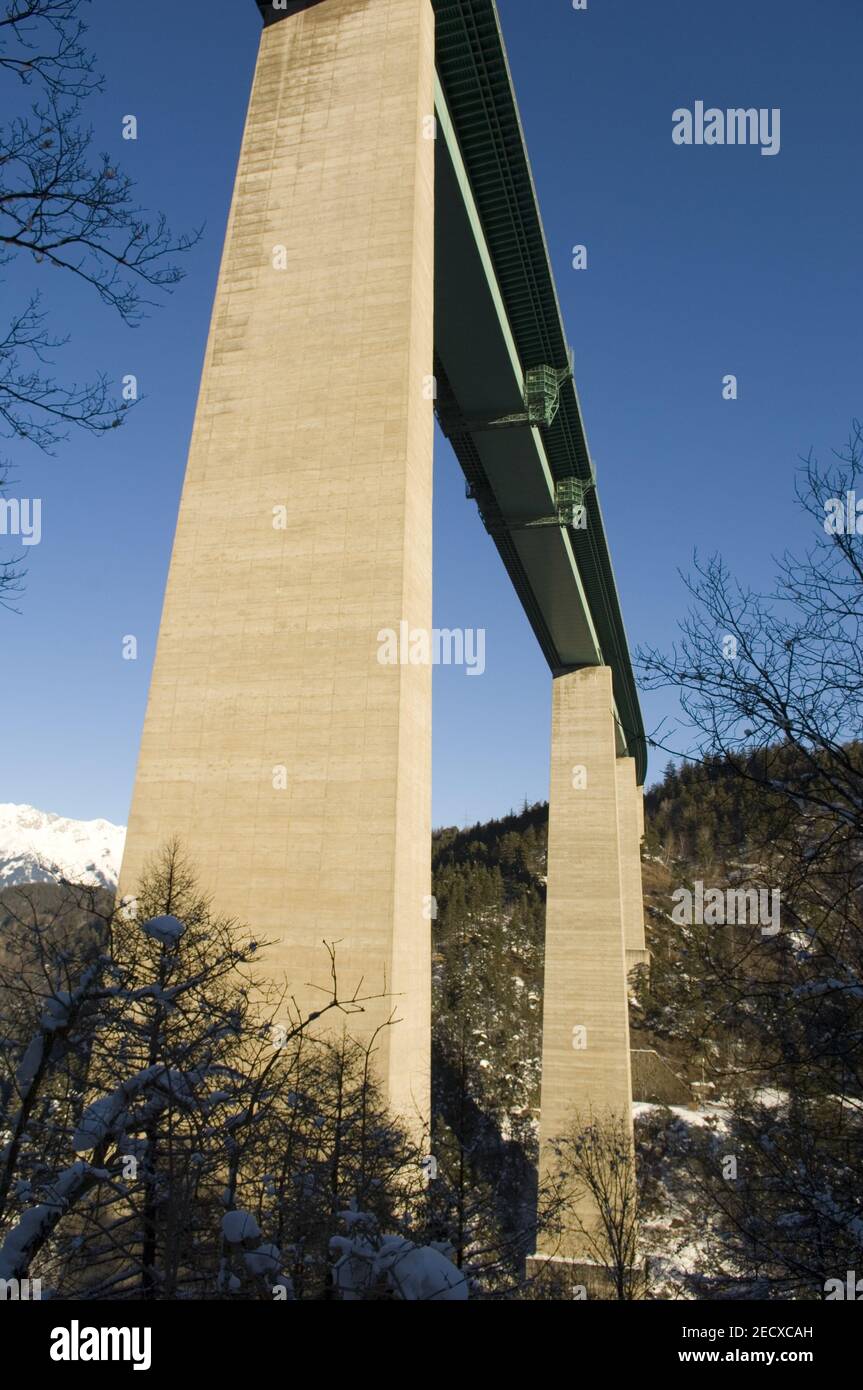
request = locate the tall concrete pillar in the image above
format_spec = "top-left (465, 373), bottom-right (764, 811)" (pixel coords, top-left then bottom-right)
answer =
top-left (536, 666), bottom-right (635, 1260)
top-left (120, 0), bottom-right (436, 1125)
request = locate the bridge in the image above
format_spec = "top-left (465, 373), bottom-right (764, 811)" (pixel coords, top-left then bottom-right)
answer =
top-left (434, 1), bottom-right (645, 781)
top-left (121, 0), bottom-right (649, 1266)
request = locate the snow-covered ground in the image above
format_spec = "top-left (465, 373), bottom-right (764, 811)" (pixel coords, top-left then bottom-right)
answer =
top-left (0, 803), bottom-right (126, 889)
top-left (635, 1101), bottom-right (732, 1296)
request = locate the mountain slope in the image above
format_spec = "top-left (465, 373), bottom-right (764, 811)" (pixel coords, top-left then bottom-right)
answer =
top-left (0, 803), bottom-right (125, 889)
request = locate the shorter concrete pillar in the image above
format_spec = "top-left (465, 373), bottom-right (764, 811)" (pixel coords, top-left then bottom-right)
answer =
top-left (535, 666), bottom-right (634, 1262)
top-left (616, 758), bottom-right (650, 972)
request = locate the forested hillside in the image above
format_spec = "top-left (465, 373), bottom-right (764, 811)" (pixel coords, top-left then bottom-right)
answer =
top-left (3, 748), bottom-right (858, 1299)
top-left (430, 803), bottom-right (548, 1286)
top-left (431, 744), bottom-right (863, 1298)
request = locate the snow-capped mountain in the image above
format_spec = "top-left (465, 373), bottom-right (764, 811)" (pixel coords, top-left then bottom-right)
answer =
top-left (0, 803), bottom-right (126, 890)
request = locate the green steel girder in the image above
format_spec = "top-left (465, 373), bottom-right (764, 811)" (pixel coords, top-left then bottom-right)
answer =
top-left (433, 0), bottom-right (647, 782)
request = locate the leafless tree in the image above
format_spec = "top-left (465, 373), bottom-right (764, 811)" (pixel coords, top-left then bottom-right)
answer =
top-left (637, 424), bottom-right (863, 1296)
top-left (552, 1111), bottom-right (642, 1300)
top-left (0, 0), bottom-right (198, 604)
top-left (0, 842), bottom-right (411, 1298)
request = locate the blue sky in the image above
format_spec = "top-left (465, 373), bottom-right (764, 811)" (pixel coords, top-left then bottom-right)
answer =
top-left (1, 0), bottom-right (861, 829)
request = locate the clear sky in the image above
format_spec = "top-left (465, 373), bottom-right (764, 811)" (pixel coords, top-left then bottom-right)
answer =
top-left (1, 0), bottom-right (860, 829)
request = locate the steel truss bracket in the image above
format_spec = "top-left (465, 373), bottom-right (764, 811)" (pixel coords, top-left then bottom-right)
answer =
top-left (465, 468), bottom-right (596, 538)
top-left (441, 357), bottom-right (574, 436)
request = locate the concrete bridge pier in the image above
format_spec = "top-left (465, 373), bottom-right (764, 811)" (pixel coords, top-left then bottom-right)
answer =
top-left (533, 666), bottom-right (644, 1271)
top-left (119, 0), bottom-right (437, 1130)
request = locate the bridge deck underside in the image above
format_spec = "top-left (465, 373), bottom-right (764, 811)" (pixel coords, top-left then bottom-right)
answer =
top-left (432, 0), bottom-right (646, 781)
top-left (434, 120), bottom-right (602, 682)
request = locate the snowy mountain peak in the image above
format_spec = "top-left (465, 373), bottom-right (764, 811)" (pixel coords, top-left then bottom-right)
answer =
top-left (0, 802), bottom-right (126, 890)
